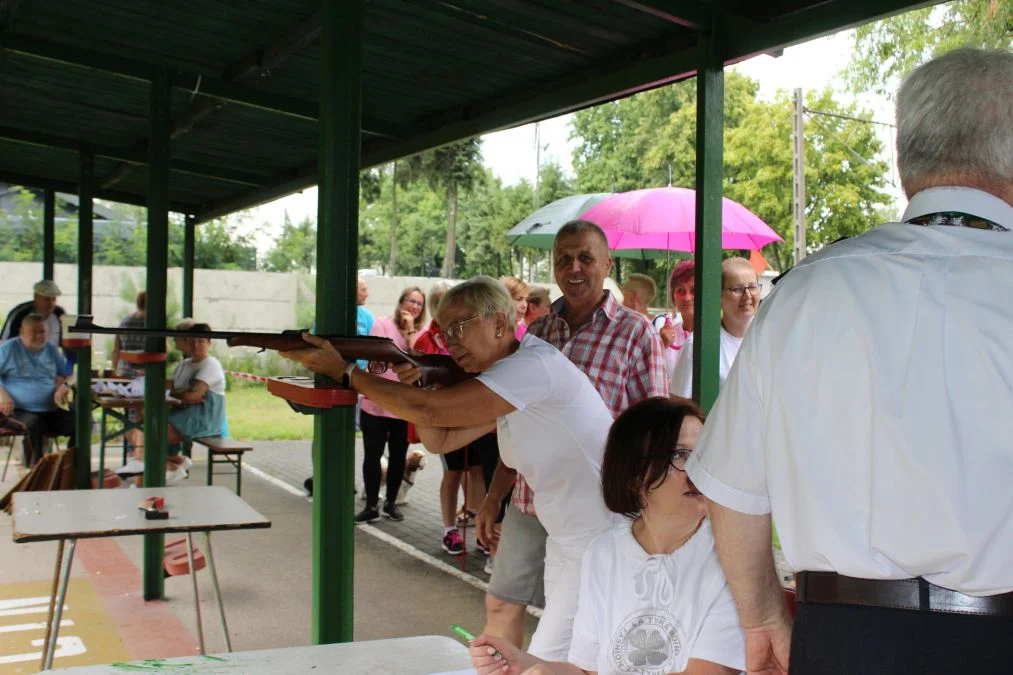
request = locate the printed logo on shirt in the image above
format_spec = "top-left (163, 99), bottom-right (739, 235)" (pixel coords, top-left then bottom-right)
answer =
top-left (610, 611), bottom-right (683, 674)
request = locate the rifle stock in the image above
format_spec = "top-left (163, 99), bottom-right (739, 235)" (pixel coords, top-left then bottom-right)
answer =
top-left (70, 315), bottom-right (471, 388)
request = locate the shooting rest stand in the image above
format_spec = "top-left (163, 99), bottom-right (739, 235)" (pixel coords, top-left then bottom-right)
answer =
top-left (267, 377), bottom-right (356, 414)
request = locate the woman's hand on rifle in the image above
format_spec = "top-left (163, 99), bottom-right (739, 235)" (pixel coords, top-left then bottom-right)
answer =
top-left (281, 332), bottom-right (349, 380)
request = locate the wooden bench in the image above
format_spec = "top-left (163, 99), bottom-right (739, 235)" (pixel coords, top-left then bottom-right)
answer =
top-left (194, 437), bottom-right (253, 496)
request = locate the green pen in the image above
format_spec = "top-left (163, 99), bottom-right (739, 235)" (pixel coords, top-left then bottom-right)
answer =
top-left (451, 624), bottom-right (476, 642)
top-left (451, 624), bottom-right (501, 657)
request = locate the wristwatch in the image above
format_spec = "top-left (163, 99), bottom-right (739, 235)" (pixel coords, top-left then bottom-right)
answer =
top-left (342, 362), bottom-right (358, 389)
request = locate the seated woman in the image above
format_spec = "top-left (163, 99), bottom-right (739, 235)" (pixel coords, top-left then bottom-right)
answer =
top-left (284, 275), bottom-right (617, 660)
top-left (121, 323), bottom-right (226, 483)
top-left (468, 397), bottom-right (746, 675)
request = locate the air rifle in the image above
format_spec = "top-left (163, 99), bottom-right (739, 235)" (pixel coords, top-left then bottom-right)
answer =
top-left (69, 315), bottom-right (471, 388)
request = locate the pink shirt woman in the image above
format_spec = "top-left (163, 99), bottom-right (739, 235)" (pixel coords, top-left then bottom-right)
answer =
top-left (361, 288), bottom-right (426, 418)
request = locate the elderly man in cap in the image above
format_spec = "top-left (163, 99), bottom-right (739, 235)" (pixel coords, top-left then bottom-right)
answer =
top-left (687, 48), bottom-right (1013, 674)
top-left (0, 313), bottom-right (76, 467)
top-left (1, 280), bottom-right (74, 374)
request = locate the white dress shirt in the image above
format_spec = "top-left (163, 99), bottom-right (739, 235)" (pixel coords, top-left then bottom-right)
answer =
top-left (687, 187), bottom-right (1013, 596)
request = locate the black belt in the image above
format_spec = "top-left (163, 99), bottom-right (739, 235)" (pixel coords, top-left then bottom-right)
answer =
top-left (796, 572), bottom-right (1013, 617)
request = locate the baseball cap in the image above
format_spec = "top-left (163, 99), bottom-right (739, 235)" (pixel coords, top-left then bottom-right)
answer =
top-left (33, 280), bottom-right (62, 297)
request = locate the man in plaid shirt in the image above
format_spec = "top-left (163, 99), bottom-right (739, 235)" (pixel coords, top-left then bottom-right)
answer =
top-left (478, 219), bottom-right (668, 647)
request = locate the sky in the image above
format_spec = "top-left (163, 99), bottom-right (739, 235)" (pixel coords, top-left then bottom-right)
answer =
top-left (246, 28), bottom-right (903, 250)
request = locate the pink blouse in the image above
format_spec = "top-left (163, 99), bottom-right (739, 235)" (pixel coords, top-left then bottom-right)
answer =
top-left (360, 315), bottom-right (411, 419)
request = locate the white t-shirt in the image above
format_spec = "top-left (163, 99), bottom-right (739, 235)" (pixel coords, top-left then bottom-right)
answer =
top-left (568, 520), bottom-right (745, 674)
top-left (669, 327), bottom-right (744, 399)
top-left (171, 356), bottom-right (226, 395)
top-left (687, 187), bottom-right (1013, 595)
top-left (477, 334), bottom-right (616, 554)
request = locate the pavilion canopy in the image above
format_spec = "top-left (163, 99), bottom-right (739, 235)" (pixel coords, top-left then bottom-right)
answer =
top-left (0, 0), bottom-right (938, 222)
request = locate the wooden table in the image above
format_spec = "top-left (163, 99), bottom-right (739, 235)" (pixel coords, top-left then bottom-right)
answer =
top-left (12, 486), bottom-right (271, 670)
top-left (93, 393), bottom-right (181, 485)
top-left (50, 635), bottom-right (473, 674)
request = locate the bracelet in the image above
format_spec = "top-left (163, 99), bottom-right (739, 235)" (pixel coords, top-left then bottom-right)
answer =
top-left (342, 362), bottom-right (358, 389)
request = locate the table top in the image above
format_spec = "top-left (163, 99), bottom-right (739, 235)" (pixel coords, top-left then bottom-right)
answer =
top-left (51, 635), bottom-right (473, 674)
top-left (94, 394), bottom-right (181, 409)
top-left (12, 486), bottom-right (271, 543)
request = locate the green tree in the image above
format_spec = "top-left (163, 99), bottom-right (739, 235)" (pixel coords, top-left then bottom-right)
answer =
top-left (571, 84), bottom-right (694, 193)
top-left (845, 0), bottom-right (1012, 95)
top-left (358, 175), bottom-right (448, 277)
top-left (568, 73), bottom-right (891, 276)
top-left (405, 138), bottom-right (484, 277)
top-left (263, 212), bottom-right (316, 273)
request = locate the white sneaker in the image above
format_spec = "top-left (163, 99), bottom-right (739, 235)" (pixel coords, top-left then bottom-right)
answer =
top-left (116, 458), bottom-right (145, 476)
top-left (180, 455), bottom-right (193, 471)
top-left (165, 466), bottom-right (189, 484)
top-left (484, 556), bottom-right (494, 575)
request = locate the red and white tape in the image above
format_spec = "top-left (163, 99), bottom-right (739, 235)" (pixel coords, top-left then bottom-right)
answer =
top-left (225, 370), bottom-right (270, 383)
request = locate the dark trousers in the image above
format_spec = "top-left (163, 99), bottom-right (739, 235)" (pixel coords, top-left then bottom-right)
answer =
top-left (790, 601), bottom-right (1013, 674)
top-left (360, 410), bottom-right (408, 508)
top-left (5, 407), bottom-right (76, 466)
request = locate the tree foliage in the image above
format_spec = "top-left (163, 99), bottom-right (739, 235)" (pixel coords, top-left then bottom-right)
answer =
top-left (404, 138), bottom-right (484, 277)
top-left (0, 192), bottom-right (258, 271)
top-left (570, 72), bottom-right (892, 276)
top-left (845, 0), bottom-right (1012, 96)
top-left (262, 212), bottom-right (316, 273)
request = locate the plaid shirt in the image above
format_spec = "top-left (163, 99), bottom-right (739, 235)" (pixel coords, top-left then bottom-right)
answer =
top-left (511, 291), bottom-right (669, 515)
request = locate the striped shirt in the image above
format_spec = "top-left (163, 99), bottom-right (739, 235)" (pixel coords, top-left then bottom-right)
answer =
top-left (511, 291), bottom-right (668, 515)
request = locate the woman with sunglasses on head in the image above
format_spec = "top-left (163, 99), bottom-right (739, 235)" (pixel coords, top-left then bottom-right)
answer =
top-left (670, 257), bottom-right (760, 399)
top-left (283, 275), bottom-right (617, 660)
top-left (468, 397), bottom-right (746, 675)
top-left (354, 286), bottom-right (427, 523)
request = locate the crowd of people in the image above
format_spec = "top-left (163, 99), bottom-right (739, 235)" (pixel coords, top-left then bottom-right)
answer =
top-left (285, 48), bottom-right (1013, 675)
top-left (1, 46), bottom-right (1009, 675)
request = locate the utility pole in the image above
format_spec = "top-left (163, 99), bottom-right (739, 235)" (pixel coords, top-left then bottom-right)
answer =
top-left (792, 88), bottom-right (807, 265)
top-left (531, 122), bottom-right (549, 282)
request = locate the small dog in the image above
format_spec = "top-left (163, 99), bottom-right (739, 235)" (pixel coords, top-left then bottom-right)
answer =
top-left (362, 449), bottom-right (427, 505)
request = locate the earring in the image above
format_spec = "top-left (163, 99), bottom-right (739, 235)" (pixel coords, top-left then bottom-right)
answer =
top-left (496, 330), bottom-right (503, 338)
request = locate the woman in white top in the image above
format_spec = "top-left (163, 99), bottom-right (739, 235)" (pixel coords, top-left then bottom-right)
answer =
top-left (670, 257), bottom-right (759, 399)
top-left (469, 397), bottom-right (746, 675)
top-left (283, 275), bottom-right (616, 660)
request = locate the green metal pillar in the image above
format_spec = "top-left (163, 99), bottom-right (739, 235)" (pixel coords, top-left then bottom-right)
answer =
top-left (43, 189), bottom-right (55, 281)
top-left (692, 12), bottom-right (725, 412)
top-left (142, 68), bottom-right (171, 601)
top-left (313, 0), bottom-right (361, 644)
top-left (75, 151), bottom-right (94, 489)
top-left (183, 214), bottom-right (195, 318)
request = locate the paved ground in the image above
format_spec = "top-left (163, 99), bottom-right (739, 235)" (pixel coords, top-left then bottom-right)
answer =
top-left (242, 437), bottom-right (495, 583)
top-left (0, 439), bottom-right (538, 673)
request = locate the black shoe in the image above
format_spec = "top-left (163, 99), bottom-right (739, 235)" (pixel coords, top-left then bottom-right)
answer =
top-left (382, 501), bottom-right (405, 522)
top-left (354, 506), bottom-right (380, 523)
top-left (303, 477), bottom-right (313, 496)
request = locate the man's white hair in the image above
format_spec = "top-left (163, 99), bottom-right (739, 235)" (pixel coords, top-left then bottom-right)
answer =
top-left (437, 275), bottom-right (516, 327)
top-left (896, 48), bottom-right (1013, 195)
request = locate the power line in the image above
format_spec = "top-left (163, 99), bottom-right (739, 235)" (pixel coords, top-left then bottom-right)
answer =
top-left (804, 107), bottom-right (896, 128)
top-left (806, 114), bottom-right (898, 187)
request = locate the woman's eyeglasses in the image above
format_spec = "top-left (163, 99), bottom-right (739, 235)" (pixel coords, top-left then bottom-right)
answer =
top-left (723, 283), bottom-right (761, 297)
top-left (670, 448), bottom-right (693, 472)
top-left (433, 316), bottom-right (480, 350)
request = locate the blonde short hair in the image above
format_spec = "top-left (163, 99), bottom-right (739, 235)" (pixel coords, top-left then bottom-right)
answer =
top-left (721, 257), bottom-right (757, 285)
top-left (624, 273), bottom-right (657, 305)
top-left (500, 276), bottom-right (530, 301)
top-left (427, 282), bottom-right (451, 313)
top-left (438, 275), bottom-right (516, 327)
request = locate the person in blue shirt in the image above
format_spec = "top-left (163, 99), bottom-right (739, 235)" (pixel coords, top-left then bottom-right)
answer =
top-left (356, 277), bottom-right (375, 366)
top-left (303, 276), bottom-right (376, 496)
top-left (0, 313), bottom-right (76, 467)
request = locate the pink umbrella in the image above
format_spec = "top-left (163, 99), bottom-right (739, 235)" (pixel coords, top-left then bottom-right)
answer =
top-left (579, 187), bottom-right (782, 252)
